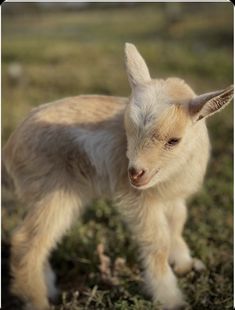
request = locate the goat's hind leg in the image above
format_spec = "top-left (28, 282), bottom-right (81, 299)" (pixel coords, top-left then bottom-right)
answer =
top-left (44, 261), bottom-right (58, 304)
top-left (10, 191), bottom-right (80, 310)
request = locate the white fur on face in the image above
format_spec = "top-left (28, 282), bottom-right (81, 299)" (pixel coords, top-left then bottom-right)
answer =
top-left (125, 80), bottom-right (193, 189)
top-left (129, 81), bottom-right (171, 128)
top-left (126, 81), bottom-right (172, 164)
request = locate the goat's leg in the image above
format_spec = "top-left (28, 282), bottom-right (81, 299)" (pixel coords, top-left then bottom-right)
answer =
top-left (44, 261), bottom-right (58, 304)
top-left (167, 200), bottom-right (205, 276)
top-left (122, 199), bottom-right (186, 310)
top-left (10, 191), bottom-right (80, 310)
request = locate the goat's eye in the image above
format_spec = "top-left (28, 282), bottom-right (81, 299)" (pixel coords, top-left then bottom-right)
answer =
top-left (166, 138), bottom-right (181, 146)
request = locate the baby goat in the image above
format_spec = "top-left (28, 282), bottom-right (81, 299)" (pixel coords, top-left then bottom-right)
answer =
top-left (3, 43), bottom-right (233, 310)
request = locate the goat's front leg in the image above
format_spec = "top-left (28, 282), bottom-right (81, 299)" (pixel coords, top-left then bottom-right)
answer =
top-left (123, 198), bottom-right (186, 310)
top-left (167, 200), bottom-right (205, 276)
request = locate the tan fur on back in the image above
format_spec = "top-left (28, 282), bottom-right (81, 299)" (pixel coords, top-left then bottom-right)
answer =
top-left (35, 95), bottom-right (127, 125)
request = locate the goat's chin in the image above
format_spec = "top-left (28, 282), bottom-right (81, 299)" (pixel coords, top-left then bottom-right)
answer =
top-left (130, 183), bottom-right (152, 190)
top-left (129, 177), bottom-right (158, 190)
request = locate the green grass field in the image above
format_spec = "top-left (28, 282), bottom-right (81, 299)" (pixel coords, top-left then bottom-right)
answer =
top-left (2, 3), bottom-right (233, 309)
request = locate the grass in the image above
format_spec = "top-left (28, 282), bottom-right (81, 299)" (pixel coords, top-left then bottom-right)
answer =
top-left (2, 3), bottom-right (233, 309)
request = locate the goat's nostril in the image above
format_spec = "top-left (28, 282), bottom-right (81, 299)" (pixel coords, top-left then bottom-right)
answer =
top-left (128, 167), bottom-right (136, 177)
top-left (128, 167), bottom-right (145, 180)
top-left (136, 169), bottom-right (145, 179)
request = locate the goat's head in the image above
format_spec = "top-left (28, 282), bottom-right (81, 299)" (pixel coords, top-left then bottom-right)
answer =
top-left (124, 43), bottom-right (233, 189)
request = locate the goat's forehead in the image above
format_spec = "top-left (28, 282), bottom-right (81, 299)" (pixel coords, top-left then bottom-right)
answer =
top-left (128, 98), bottom-right (190, 138)
top-left (155, 105), bottom-right (189, 138)
top-left (129, 78), bottom-right (194, 127)
top-left (131, 105), bottom-right (190, 139)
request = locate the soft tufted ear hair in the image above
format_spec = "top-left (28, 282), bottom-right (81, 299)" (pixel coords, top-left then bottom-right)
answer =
top-left (189, 85), bottom-right (233, 121)
top-left (124, 43), bottom-right (151, 89)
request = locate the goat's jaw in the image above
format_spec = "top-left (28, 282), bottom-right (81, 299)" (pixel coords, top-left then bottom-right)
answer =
top-left (129, 169), bottom-right (159, 190)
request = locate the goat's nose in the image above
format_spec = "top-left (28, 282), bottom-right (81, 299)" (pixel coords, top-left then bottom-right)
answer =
top-left (128, 167), bottom-right (145, 181)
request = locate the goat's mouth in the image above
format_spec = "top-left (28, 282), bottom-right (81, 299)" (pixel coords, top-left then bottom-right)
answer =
top-left (129, 169), bottom-right (159, 189)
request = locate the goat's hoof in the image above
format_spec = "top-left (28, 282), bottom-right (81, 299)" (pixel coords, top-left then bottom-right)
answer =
top-left (172, 258), bottom-right (193, 276)
top-left (163, 300), bottom-right (188, 310)
top-left (192, 258), bottom-right (206, 272)
top-left (172, 257), bottom-right (206, 276)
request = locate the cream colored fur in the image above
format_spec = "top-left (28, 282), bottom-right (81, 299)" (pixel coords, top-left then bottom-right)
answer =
top-left (3, 43), bottom-right (233, 310)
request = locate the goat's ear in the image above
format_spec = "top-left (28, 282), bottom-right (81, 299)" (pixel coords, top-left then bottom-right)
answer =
top-left (124, 43), bottom-right (151, 89)
top-left (189, 85), bottom-right (233, 121)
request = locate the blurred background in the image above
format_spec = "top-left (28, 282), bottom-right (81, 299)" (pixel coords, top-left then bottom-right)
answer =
top-left (2, 3), bottom-right (233, 309)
